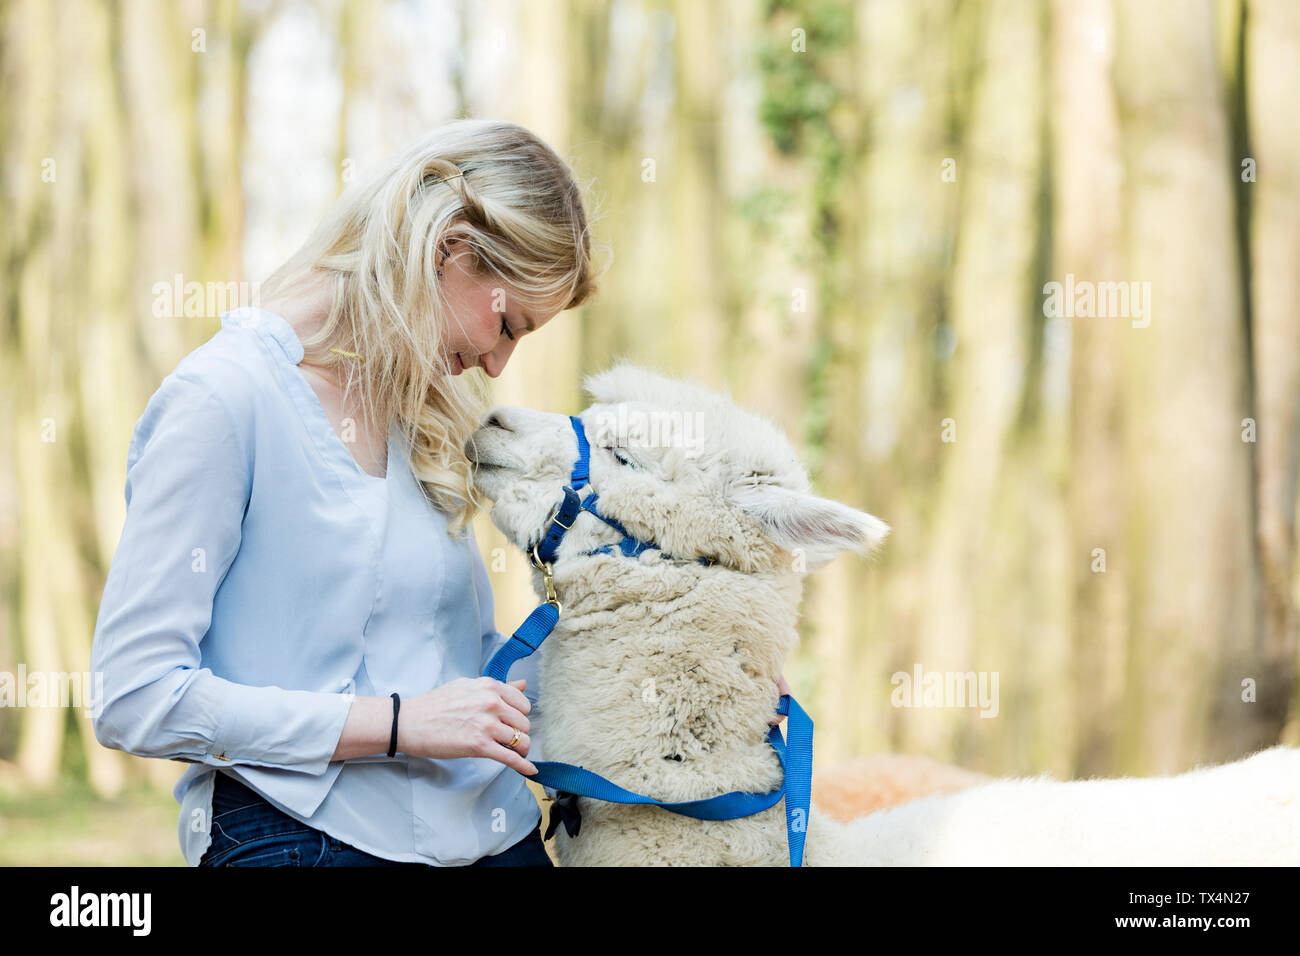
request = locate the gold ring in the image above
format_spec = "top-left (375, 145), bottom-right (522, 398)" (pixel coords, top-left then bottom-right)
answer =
top-left (507, 729), bottom-right (522, 750)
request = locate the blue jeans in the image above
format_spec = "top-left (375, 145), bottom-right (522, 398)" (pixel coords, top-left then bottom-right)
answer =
top-left (198, 772), bottom-right (553, 867)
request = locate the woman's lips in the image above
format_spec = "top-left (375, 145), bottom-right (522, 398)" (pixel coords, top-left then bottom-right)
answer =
top-left (455, 353), bottom-right (464, 374)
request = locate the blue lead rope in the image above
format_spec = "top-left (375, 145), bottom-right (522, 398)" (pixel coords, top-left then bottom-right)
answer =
top-left (521, 695), bottom-right (811, 867)
top-left (484, 603), bottom-right (559, 684)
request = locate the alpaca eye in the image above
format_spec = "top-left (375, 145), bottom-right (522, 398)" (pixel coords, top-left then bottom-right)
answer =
top-left (606, 446), bottom-right (635, 468)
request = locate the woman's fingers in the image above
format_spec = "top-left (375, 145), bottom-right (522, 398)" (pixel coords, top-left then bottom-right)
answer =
top-left (770, 674), bottom-right (791, 725)
top-left (490, 724), bottom-right (536, 775)
top-left (493, 723), bottom-right (531, 755)
top-left (498, 748), bottom-right (539, 776)
top-left (493, 676), bottom-right (532, 716)
top-left (485, 680), bottom-right (531, 736)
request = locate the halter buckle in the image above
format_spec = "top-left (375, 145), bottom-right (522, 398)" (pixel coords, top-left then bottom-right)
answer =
top-left (531, 543), bottom-right (562, 613)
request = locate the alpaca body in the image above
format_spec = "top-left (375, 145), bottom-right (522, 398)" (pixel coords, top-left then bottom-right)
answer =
top-left (537, 549), bottom-right (810, 866)
top-left (813, 745), bottom-right (1300, 865)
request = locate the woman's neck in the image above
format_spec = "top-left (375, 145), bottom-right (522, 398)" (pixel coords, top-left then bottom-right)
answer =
top-left (260, 274), bottom-right (340, 374)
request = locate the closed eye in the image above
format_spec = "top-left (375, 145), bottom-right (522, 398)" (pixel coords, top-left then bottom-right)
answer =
top-left (604, 446), bottom-right (636, 468)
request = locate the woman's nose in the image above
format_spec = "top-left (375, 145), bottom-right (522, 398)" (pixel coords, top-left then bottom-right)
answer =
top-left (480, 337), bottom-right (518, 379)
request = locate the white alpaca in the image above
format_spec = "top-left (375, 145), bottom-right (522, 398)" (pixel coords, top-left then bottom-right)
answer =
top-left (466, 362), bottom-right (1300, 865)
top-left (815, 746), bottom-right (1299, 865)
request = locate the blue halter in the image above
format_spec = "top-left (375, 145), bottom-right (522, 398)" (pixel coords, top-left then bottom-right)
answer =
top-left (483, 415), bottom-right (814, 867)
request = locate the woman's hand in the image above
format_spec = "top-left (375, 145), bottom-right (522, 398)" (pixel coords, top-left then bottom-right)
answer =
top-left (397, 676), bottom-right (537, 776)
top-left (768, 674), bottom-right (791, 726)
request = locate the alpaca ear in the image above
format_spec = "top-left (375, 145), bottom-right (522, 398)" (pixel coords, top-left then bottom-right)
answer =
top-left (731, 480), bottom-right (889, 569)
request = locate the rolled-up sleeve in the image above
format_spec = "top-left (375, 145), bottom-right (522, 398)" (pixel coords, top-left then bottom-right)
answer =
top-left (90, 372), bottom-right (353, 775)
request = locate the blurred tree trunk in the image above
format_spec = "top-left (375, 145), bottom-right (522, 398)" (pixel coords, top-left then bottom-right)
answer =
top-left (828, 0), bottom-right (958, 763)
top-left (907, 0), bottom-right (1043, 761)
top-left (200, 0), bottom-right (253, 286)
top-left (668, 0), bottom-right (726, 385)
top-left (732, 1), bottom-right (818, 759)
top-left (1245, 0), bottom-right (1300, 742)
top-left (0, 0), bottom-right (29, 764)
top-left (60, 0), bottom-right (133, 797)
top-left (566, 0), bottom-right (646, 371)
top-left (1053, 0), bottom-right (1130, 777)
top-left (80, 0), bottom-right (142, 589)
top-left (119, 0), bottom-right (200, 375)
top-left (804, 2), bottom-right (867, 769)
top-left (1114, 0), bottom-right (1261, 772)
top-left (6, 0), bottom-right (131, 793)
top-left (334, 0), bottom-right (364, 196)
top-left (7, 0), bottom-right (68, 789)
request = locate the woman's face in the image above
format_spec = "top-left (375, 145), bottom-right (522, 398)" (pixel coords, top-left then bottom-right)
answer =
top-left (436, 239), bottom-right (561, 378)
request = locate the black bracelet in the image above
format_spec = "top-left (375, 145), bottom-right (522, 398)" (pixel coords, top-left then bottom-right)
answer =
top-left (387, 692), bottom-right (400, 758)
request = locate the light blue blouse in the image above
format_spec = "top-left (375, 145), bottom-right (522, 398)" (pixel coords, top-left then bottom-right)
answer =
top-left (89, 306), bottom-right (545, 866)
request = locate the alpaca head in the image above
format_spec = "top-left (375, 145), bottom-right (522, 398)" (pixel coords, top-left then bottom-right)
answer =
top-left (464, 362), bottom-right (889, 574)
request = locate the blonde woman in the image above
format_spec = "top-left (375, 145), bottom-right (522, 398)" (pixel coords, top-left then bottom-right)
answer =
top-left (90, 119), bottom-right (601, 867)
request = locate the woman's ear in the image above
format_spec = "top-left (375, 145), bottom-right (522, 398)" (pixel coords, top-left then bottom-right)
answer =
top-left (729, 479), bottom-right (889, 569)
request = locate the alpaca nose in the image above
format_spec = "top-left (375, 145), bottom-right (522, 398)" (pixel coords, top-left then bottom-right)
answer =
top-left (483, 410), bottom-right (512, 432)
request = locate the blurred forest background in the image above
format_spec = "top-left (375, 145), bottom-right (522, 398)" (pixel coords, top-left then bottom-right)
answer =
top-left (2, 0), bottom-right (1298, 863)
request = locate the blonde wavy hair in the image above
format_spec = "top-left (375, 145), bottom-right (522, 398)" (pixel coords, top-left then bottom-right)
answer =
top-left (259, 119), bottom-right (602, 537)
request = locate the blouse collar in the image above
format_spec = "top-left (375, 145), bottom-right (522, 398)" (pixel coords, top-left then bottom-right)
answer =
top-left (220, 306), bottom-right (306, 366)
